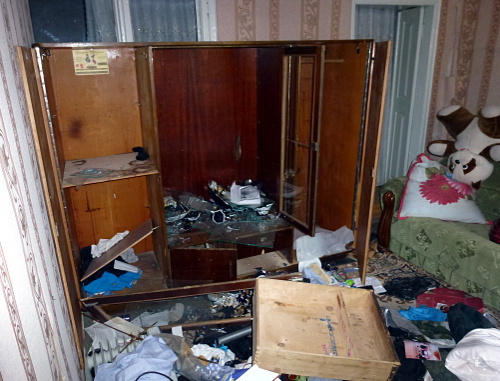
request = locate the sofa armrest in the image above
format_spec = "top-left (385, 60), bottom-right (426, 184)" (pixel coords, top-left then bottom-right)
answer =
top-left (380, 176), bottom-right (407, 211)
top-left (377, 191), bottom-right (396, 251)
top-left (377, 176), bottom-right (406, 252)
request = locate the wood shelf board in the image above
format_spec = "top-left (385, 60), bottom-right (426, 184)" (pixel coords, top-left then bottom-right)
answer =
top-left (160, 316), bottom-right (252, 331)
top-left (63, 152), bottom-right (158, 188)
top-left (81, 219), bottom-right (154, 281)
top-left (84, 251), bottom-right (168, 301)
top-left (81, 273), bottom-right (303, 306)
top-left (237, 250), bottom-right (291, 278)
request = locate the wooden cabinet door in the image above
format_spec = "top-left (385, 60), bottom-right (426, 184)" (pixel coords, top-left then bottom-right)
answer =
top-left (17, 47), bottom-right (84, 366)
top-left (279, 46), bottom-right (324, 236)
top-left (316, 41), bottom-right (372, 232)
top-left (354, 41), bottom-right (391, 280)
top-left (312, 40), bottom-right (390, 280)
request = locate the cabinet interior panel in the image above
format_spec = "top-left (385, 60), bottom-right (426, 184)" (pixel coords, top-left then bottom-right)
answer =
top-left (316, 42), bottom-right (370, 231)
top-left (170, 246), bottom-right (238, 287)
top-left (64, 176), bottom-right (153, 253)
top-left (153, 47), bottom-right (262, 196)
top-left (255, 47), bottom-right (283, 198)
top-left (43, 47), bottom-right (144, 162)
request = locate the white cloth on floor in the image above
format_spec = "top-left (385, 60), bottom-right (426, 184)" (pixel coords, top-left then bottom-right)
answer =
top-left (191, 343), bottom-right (235, 365)
top-left (95, 335), bottom-right (177, 381)
top-left (445, 328), bottom-right (500, 381)
top-left (91, 231), bottom-right (129, 258)
top-left (120, 247), bottom-right (139, 263)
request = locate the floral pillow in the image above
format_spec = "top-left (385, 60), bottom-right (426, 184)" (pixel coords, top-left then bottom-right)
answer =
top-left (398, 153), bottom-right (488, 224)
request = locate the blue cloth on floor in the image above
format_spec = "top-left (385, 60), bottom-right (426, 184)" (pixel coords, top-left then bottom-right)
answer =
top-left (399, 305), bottom-right (447, 322)
top-left (83, 270), bottom-right (142, 295)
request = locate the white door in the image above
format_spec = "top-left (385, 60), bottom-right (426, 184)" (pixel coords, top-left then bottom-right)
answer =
top-left (379, 6), bottom-right (423, 183)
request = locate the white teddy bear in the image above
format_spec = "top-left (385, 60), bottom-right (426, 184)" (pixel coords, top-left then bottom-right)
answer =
top-left (427, 104), bottom-right (500, 189)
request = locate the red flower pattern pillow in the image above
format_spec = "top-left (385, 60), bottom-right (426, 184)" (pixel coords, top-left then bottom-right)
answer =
top-left (398, 154), bottom-right (488, 224)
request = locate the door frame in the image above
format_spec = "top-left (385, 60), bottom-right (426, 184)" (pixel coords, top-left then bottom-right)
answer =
top-left (350, 0), bottom-right (441, 184)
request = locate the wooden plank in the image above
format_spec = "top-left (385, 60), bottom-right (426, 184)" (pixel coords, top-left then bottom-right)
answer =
top-left (81, 219), bottom-right (154, 281)
top-left (160, 316), bottom-right (252, 331)
top-left (63, 152), bottom-right (158, 188)
top-left (237, 251), bottom-right (291, 278)
top-left (84, 305), bottom-right (113, 324)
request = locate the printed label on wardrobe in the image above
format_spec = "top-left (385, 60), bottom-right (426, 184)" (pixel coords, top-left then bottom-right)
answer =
top-left (72, 49), bottom-right (109, 75)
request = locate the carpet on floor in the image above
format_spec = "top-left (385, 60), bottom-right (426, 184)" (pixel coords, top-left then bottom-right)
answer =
top-left (333, 244), bottom-right (500, 324)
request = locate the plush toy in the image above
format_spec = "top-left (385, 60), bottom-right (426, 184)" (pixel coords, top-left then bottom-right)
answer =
top-left (427, 104), bottom-right (500, 189)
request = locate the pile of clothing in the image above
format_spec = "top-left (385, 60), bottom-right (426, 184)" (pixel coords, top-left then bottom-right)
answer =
top-left (387, 302), bottom-right (499, 380)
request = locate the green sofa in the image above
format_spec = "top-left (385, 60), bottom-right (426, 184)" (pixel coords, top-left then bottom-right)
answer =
top-left (377, 163), bottom-right (500, 311)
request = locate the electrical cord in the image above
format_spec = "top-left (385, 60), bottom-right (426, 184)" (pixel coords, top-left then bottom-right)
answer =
top-left (134, 371), bottom-right (174, 381)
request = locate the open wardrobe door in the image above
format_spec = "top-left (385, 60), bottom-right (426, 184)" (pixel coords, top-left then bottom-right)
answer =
top-left (354, 41), bottom-right (392, 281)
top-left (279, 45), bottom-right (324, 237)
top-left (17, 46), bottom-right (84, 367)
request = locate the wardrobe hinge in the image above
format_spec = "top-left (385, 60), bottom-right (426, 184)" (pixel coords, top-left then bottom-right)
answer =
top-left (311, 141), bottom-right (319, 151)
top-left (40, 48), bottom-right (51, 60)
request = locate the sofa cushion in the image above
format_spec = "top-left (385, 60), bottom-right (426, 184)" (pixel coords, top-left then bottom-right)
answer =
top-left (389, 217), bottom-right (500, 310)
top-left (474, 162), bottom-right (500, 221)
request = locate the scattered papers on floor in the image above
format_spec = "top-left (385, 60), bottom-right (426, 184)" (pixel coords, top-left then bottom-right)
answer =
top-left (352, 276), bottom-right (386, 294)
top-left (236, 364), bottom-right (280, 381)
top-left (295, 226), bottom-right (354, 262)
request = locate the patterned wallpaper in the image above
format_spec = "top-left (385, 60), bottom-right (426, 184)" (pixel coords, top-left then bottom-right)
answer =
top-left (217, 0), bottom-right (344, 40)
top-left (216, 0), bottom-right (500, 142)
top-left (427, 0), bottom-right (500, 141)
top-left (0, 0), bottom-right (81, 379)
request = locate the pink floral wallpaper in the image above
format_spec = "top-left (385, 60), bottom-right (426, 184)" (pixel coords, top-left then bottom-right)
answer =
top-left (0, 0), bottom-right (81, 379)
top-left (216, 0), bottom-right (500, 143)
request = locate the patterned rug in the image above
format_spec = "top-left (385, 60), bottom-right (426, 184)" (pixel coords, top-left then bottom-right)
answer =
top-left (337, 243), bottom-right (500, 323)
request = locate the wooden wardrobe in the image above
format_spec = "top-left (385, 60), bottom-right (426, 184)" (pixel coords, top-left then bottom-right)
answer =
top-left (18, 40), bottom-right (390, 362)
